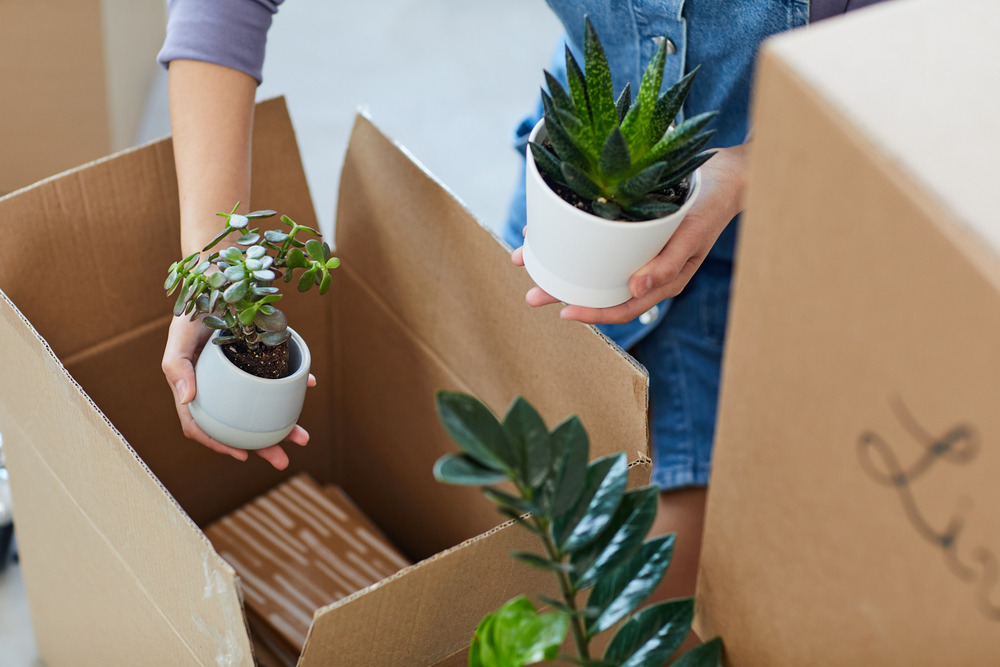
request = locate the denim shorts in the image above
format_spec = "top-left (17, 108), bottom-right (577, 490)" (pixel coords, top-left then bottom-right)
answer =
top-left (504, 164), bottom-right (731, 491)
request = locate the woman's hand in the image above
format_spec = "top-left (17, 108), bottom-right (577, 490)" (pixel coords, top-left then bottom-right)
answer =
top-left (512, 143), bottom-right (749, 324)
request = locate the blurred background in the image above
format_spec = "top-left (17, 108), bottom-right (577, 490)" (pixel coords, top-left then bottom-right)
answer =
top-left (0, 1), bottom-right (561, 664)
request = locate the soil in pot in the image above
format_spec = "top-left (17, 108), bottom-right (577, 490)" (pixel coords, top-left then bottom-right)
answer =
top-left (539, 138), bottom-right (690, 222)
top-left (219, 331), bottom-right (291, 379)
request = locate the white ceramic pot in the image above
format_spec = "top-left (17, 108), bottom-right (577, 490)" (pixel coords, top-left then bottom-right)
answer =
top-left (189, 327), bottom-right (311, 450)
top-left (523, 119), bottom-right (703, 308)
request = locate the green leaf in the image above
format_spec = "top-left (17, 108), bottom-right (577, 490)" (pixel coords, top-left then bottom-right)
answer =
top-left (319, 271), bottom-right (332, 295)
top-left (571, 486), bottom-right (659, 590)
top-left (297, 267), bottom-right (318, 292)
top-left (629, 34), bottom-right (669, 154)
top-left (192, 261), bottom-right (210, 275)
top-left (164, 270), bottom-right (180, 292)
top-left (655, 151), bottom-right (716, 191)
top-left (491, 597), bottom-right (570, 667)
top-left (245, 258), bottom-right (263, 271)
top-left (433, 453), bottom-right (508, 486)
top-left (548, 416), bottom-right (590, 518)
top-left (223, 280), bottom-right (248, 304)
top-left (255, 307), bottom-right (287, 333)
top-left (283, 268), bottom-right (295, 283)
top-left (202, 227), bottom-right (234, 252)
top-left (615, 83), bottom-right (631, 124)
top-left (281, 214), bottom-right (295, 228)
top-left (202, 316), bottom-right (227, 330)
top-left (616, 163), bottom-right (666, 199)
top-left (605, 598), bottom-right (694, 667)
top-left (483, 487), bottom-right (540, 517)
top-left (305, 239), bottom-right (325, 261)
top-left (435, 391), bottom-right (514, 471)
top-left (648, 65), bottom-right (701, 149)
top-left (253, 269), bottom-right (277, 281)
top-left (618, 99), bottom-right (643, 154)
top-left (208, 272), bottom-right (228, 289)
top-left (246, 245), bottom-right (267, 259)
top-left (537, 594), bottom-right (599, 619)
top-left (237, 232), bottom-right (261, 246)
top-left (565, 45), bottom-right (591, 129)
top-left (222, 247), bottom-right (243, 264)
top-left (545, 70), bottom-right (576, 116)
top-left (286, 248), bottom-right (308, 269)
top-left (208, 289), bottom-right (221, 314)
top-left (229, 214), bottom-right (249, 229)
top-left (502, 397), bottom-right (550, 488)
top-left (561, 162), bottom-right (605, 200)
top-left (510, 552), bottom-right (574, 574)
top-left (212, 335), bottom-right (238, 346)
top-left (259, 329), bottom-right (291, 346)
top-left (264, 229), bottom-right (289, 243)
top-left (224, 266), bottom-right (246, 282)
top-left (598, 127), bottom-right (631, 179)
top-left (322, 241), bottom-right (332, 262)
top-left (469, 615), bottom-right (490, 667)
top-left (554, 453), bottom-right (628, 553)
top-left (182, 253), bottom-right (201, 270)
top-left (586, 534), bottom-right (675, 636)
top-left (529, 142), bottom-right (567, 186)
top-left (670, 637), bottom-right (723, 667)
top-left (326, 257), bottom-right (341, 269)
top-left (173, 281), bottom-right (194, 317)
top-left (624, 198), bottom-right (680, 221)
top-left (545, 111), bottom-right (593, 173)
top-left (259, 304), bottom-right (275, 315)
top-left (648, 130), bottom-right (716, 178)
top-left (641, 111), bottom-right (718, 170)
top-left (252, 285), bottom-right (279, 295)
top-left (224, 311), bottom-right (237, 329)
top-left (238, 306), bottom-right (258, 326)
top-left (591, 199), bottom-right (621, 220)
top-left (583, 17), bottom-right (616, 137)
top-left (246, 209), bottom-right (277, 219)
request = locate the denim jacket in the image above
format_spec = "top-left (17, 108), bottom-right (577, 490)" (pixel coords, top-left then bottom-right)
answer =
top-left (505, 0), bottom-right (809, 350)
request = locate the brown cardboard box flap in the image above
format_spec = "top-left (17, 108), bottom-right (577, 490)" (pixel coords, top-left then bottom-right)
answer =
top-left (698, 1), bottom-right (1000, 663)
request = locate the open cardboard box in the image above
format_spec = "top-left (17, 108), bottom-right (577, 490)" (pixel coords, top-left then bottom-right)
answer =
top-left (697, 0), bottom-right (1000, 663)
top-left (0, 98), bottom-right (652, 666)
top-left (0, 0), bottom-right (166, 194)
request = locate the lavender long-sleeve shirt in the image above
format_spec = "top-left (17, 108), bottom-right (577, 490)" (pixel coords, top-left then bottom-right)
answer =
top-left (157, 0), bottom-right (888, 85)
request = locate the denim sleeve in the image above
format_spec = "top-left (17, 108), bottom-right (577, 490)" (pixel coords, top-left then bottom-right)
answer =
top-left (157, 0), bottom-right (284, 85)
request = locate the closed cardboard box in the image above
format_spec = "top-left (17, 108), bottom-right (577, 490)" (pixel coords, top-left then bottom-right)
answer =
top-left (0, 0), bottom-right (166, 194)
top-left (0, 97), bottom-right (651, 666)
top-left (698, 0), bottom-right (1000, 663)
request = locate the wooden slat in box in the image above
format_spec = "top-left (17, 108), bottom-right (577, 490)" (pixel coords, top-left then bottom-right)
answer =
top-left (0, 97), bottom-right (651, 666)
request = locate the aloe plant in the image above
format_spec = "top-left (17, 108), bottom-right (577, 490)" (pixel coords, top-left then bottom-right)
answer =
top-left (433, 392), bottom-right (723, 667)
top-left (164, 202), bottom-right (340, 349)
top-left (531, 18), bottom-right (718, 221)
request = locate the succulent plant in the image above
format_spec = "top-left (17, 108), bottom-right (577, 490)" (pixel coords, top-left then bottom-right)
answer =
top-left (164, 202), bottom-right (340, 348)
top-left (530, 17), bottom-right (718, 221)
top-left (433, 391), bottom-right (724, 667)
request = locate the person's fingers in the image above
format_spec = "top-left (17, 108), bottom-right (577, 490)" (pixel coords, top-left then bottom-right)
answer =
top-left (308, 374), bottom-right (317, 388)
top-left (522, 225), bottom-right (527, 237)
top-left (286, 425), bottom-right (310, 446)
top-left (526, 286), bottom-right (561, 307)
top-left (164, 357), bottom-right (197, 405)
top-left (512, 246), bottom-right (525, 267)
top-left (560, 295), bottom-right (653, 325)
top-left (176, 402), bottom-right (249, 461)
top-left (628, 223), bottom-right (703, 299)
top-left (254, 445), bottom-right (289, 470)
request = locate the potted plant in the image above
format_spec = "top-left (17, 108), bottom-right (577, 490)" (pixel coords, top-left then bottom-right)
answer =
top-left (164, 203), bottom-right (339, 450)
top-left (433, 391), bottom-right (724, 667)
top-left (523, 18), bottom-right (718, 308)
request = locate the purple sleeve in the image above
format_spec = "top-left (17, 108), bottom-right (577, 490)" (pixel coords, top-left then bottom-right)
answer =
top-left (811, 0), bottom-right (889, 23)
top-left (157, 0), bottom-right (284, 85)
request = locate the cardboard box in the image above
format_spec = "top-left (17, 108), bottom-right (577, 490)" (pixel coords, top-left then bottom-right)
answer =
top-left (0, 97), bottom-right (651, 666)
top-left (697, 0), bottom-right (1000, 663)
top-left (0, 0), bottom-right (166, 194)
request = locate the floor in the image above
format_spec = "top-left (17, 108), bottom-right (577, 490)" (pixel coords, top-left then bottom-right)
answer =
top-left (0, 1), bottom-right (562, 663)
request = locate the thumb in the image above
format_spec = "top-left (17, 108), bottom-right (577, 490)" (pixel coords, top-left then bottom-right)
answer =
top-left (163, 357), bottom-right (197, 405)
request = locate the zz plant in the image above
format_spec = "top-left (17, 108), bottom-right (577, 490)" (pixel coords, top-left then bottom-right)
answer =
top-left (531, 17), bottom-right (718, 221)
top-left (433, 391), bottom-right (723, 667)
top-left (164, 202), bottom-right (340, 349)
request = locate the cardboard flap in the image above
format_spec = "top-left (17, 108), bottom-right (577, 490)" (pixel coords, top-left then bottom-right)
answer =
top-left (699, 2), bottom-right (1000, 663)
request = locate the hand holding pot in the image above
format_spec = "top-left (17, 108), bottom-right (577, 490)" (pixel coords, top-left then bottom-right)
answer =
top-left (513, 144), bottom-right (748, 324)
top-left (162, 316), bottom-right (314, 470)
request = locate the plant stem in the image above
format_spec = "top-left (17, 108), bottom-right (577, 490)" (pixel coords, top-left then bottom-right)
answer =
top-left (535, 517), bottom-right (590, 661)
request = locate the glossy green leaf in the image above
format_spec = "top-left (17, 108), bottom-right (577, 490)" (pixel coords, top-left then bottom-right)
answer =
top-left (255, 307), bottom-right (287, 333)
top-left (326, 257), bottom-right (340, 269)
top-left (490, 597), bottom-right (570, 667)
top-left (670, 637), bottom-right (722, 667)
top-left (283, 267), bottom-right (295, 283)
top-left (648, 65), bottom-right (701, 148)
top-left (616, 163), bottom-right (666, 199)
top-left (281, 214), bottom-right (295, 228)
top-left (545, 114), bottom-right (593, 174)
top-left (297, 267), bottom-right (317, 292)
top-left (182, 253), bottom-right (200, 270)
top-left (586, 534), bottom-right (675, 635)
top-left (529, 142), bottom-right (567, 186)
top-left (604, 598), bottom-right (694, 667)
top-left (553, 453), bottom-right (628, 553)
top-left (628, 35), bottom-right (669, 154)
top-left (503, 397), bottom-right (550, 487)
top-left (655, 151), bottom-right (716, 190)
top-left (571, 486), bottom-right (658, 590)
top-left (202, 227), bottom-right (233, 252)
top-left (433, 453), bottom-right (508, 486)
top-left (435, 391), bottom-right (514, 471)
top-left (624, 198), bottom-right (679, 221)
top-left (641, 111), bottom-right (717, 169)
top-left (246, 209), bottom-right (277, 219)
top-left (192, 261), bottom-right (210, 276)
top-left (224, 266), bottom-right (246, 282)
top-left (618, 98), bottom-right (643, 154)
top-left (483, 487), bottom-right (540, 517)
top-left (319, 271), bottom-right (332, 295)
top-left (545, 70), bottom-right (576, 116)
top-left (164, 270), bottom-right (179, 292)
top-left (212, 335), bottom-right (238, 346)
top-left (264, 229), bottom-right (288, 243)
top-left (286, 247), bottom-right (308, 269)
top-left (560, 162), bottom-right (605, 200)
top-left (202, 316), bottom-right (227, 330)
top-left (223, 310), bottom-right (237, 329)
top-left (548, 416), bottom-right (589, 519)
top-left (583, 16), bottom-right (616, 137)
top-left (259, 304), bottom-right (275, 315)
top-left (259, 329), bottom-right (291, 346)
top-left (252, 285), bottom-right (279, 295)
top-left (598, 127), bottom-right (631, 179)
top-left (591, 200), bottom-right (622, 220)
top-left (237, 232), bottom-right (261, 246)
top-left (305, 239), bottom-right (325, 261)
top-left (223, 280), bottom-right (248, 304)
top-left (238, 306), bottom-right (258, 326)
top-left (615, 83), bottom-right (631, 124)
top-left (208, 272), bottom-right (228, 289)
top-left (469, 614), bottom-right (492, 667)
top-left (222, 247), bottom-right (243, 264)
top-left (173, 281), bottom-right (193, 317)
top-left (254, 269), bottom-right (277, 281)
top-left (511, 552), bottom-right (574, 574)
top-left (565, 45), bottom-right (592, 129)
top-left (208, 289), bottom-right (221, 314)
top-left (649, 130), bottom-right (715, 177)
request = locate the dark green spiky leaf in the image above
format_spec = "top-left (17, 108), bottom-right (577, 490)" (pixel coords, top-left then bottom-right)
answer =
top-left (483, 487), bottom-right (540, 517)
top-left (202, 316), bottom-right (227, 330)
top-left (670, 637), bottom-right (723, 667)
top-left (208, 272), bottom-right (228, 289)
top-left (264, 229), bottom-right (288, 243)
top-left (553, 453), bottom-right (628, 553)
top-left (259, 329), bottom-right (291, 346)
top-left (435, 391), bottom-right (514, 471)
top-left (548, 416), bottom-right (590, 518)
top-left (591, 199), bottom-right (621, 220)
top-left (529, 142), bottom-right (567, 186)
top-left (605, 598), bottom-right (694, 667)
top-left (616, 163), bottom-right (666, 199)
top-left (565, 45), bottom-right (591, 128)
top-left (561, 162), bottom-right (605, 200)
top-left (511, 552), bottom-right (574, 574)
top-left (599, 127), bottom-right (631, 179)
top-left (583, 17), bottom-right (616, 136)
top-left (246, 209), bottom-right (277, 219)
top-left (212, 335), bottom-right (238, 345)
top-left (305, 239), bottom-right (325, 261)
top-left (624, 198), bottom-right (680, 220)
top-left (648, 65), bottom-right (701, 147)
top-left (641, 111), bottom-right (718, 169)
top-left (503, 397), bottom-right (550, 487)
top-left (586, 534), bottom-right (675, 635)
top-left (203, 227), bottom-right (234, 252)
top-left (237, 232), bottom-right (261, 245)
top-left (571, 486), bottom-right (659, 590)
top-left (655, 151), bottom-right (716, 190)
top-left (649, 130), bottom-right (715, 177)
top-left (297, 267), bottom-right (317, 292)
top-left (223, 280), bottom-right (248, 304)
top-left (627, 35), bottom-right (669, 154)
top-left (254, 307), bottom-right (287, 333)
top-left (545, 70), bottom-right (576, 115)
top-left (433, 453), bottom-right (508, 486)
top-left (286, 247), bottom-right (308, 269)
top-left (545, 111), bottom-right (592, 173)
top-left (319, 271), bottom-right (332, 295)
top-left (615, 83), bottom-right (631, 124)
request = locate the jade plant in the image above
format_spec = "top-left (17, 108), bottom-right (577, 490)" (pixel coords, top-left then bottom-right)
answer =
top-left (164, 202), bottom-right (340, 349)
top-left (531, 17), bottom-right (718, 221)
top-left (433, 392), bottom-right (723, 667)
